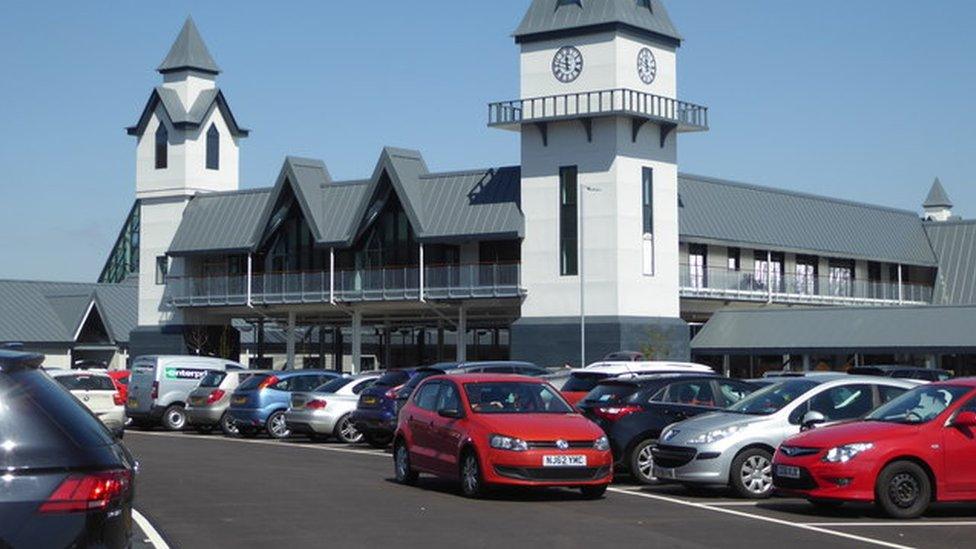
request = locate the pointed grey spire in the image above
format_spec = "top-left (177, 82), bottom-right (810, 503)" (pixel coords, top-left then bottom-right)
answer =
top-left (515, 0), bottom-right (681, 44)
top-left (923, 178), bottom-right (953, 209)
top-left (157, 17), bottom-right (220, 75)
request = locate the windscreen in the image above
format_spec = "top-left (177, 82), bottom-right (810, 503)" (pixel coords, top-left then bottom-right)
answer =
top-left (562, 373), bottom-right (610, 393)
top-left (726, 379), bottom-right (818, 416)
top-left (199, 371), bottom-right (227, 388)
top-left (866, 385), bottom-right (972, 424)
top-left (579, 383), bottom-right (639, 405)
top-left (373, 371), bottom-right (410, 387)
top-left (464, 382), bottom-right (574, 414)
top-left (55, 374), bottom-right (116, 391)
top-left (314, 377), bottom-right (354, 393)
top-left (237, 374), bottom-right (272, 391)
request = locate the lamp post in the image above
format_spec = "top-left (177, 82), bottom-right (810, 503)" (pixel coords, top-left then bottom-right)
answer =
top-left (579, 182), bottom-right (602, 368)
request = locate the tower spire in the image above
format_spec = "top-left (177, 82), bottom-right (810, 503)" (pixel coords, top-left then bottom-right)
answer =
top-left (157, 16), bottom-right (220, 75)
top-left (923, 178), bottom-right (954, 222)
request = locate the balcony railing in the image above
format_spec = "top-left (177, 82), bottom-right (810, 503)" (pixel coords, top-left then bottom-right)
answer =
top-left (679, 265), bottom-right (932, 306)
top-left (489, 88), bottom-right (708, 131)
top-left (166, 263), bottom-right (524, 308)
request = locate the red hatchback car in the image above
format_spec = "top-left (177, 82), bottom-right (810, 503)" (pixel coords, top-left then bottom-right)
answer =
top-left (773, 379), bottom-right (976, 518)
top-left (393, 374), bottom-right (612, 499)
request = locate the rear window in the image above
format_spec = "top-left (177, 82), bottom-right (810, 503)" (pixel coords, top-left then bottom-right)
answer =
top-left (237, 374), bottom-right (272, 391)
top-left (373, 371), bottom-right (410, 387)
top-left (315, 377), bottom-right (354, 393)
top-left (55, 374), bottom-right (116, 391)
top-left (199, 371), bottom-right (227, 388)
top-left (580, 382), bottom-right (640, 405)
top-left (562, 373), bottom-right (610, 393)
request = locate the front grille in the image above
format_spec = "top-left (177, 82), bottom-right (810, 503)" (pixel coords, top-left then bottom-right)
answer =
top-left (494, 465), bottom-right (611, 482)
top-left (526, 440), bottom-right (593, 449)
top-left (779, 446), bottom-right (821, 458)
top-left (773, 467), bottom-right (818, 490)
top-left (651, 445), bottom-right (697, 468)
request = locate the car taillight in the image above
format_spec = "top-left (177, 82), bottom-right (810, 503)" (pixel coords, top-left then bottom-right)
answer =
top-left (113, 392), bottom-right (125, 406)
top-left (206, 389), bottom-right (225, 405)
top-left (150, 381), bottom-right (158, 399)
top-left (39, 470), bottom-right (132, 513)
top-left (258, 375), bottom-right (279, 390)
top-left (306, 400), bottom-right (327, 410)
top-left (385, 385), bottom-right (403, 400)
top-left (592, 404), bottom-right (642, 422)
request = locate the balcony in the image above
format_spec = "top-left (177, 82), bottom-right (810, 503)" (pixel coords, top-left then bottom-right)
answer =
top-left (679, 265), bottom-right (932, 306)
top-left (166, 263), bottom-right (524, 308)
top-left (488, 88), bottom-right (708, 137)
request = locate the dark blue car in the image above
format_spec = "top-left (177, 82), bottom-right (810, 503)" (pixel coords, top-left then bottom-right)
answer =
top-left (228, 370), bottom-right (340, 439)
top-left (350, 367), bottom-right (452, 448)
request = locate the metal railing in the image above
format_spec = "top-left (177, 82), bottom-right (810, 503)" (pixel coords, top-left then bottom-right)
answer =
top-left (679, 265), bottom-right (932, 305)
top-left (166, 263), bottom-right (524, 307)
top-left (489, 88), bottom-right (708, 130)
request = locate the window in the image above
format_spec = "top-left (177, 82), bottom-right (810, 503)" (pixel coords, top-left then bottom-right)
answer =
top-left (727, 248), bottom-right (740, 271)
top-left (642, 167), bottom-right (654, 276)
top-left (155, 256), bottom-right (169, 285)
top-left (155, 124), bottom-right (168, 169)
top-left (828, 259), bottom-right (854, 297)
top-left (661, 380), bottom-right (715, 406)
top-left (559, 166), bottom-right (578, 276)
top-left (879, 385), bottom-right (908, 405)
top-left (206, 123), bottom-right (220, 170)
top-left (688, 244), bottom-right (707, 289)
top-left (806, 384), bottom-right (874, 422)
top-left (796, 255), bottom-right (818, 295)
top-left (717, 380), bottom-right (752, 406)
top-left (435, 382), bottom-right (461, 412)
top-left (414, 382), bottom-right (441, 411)
top-left (754, 251), bottom-right (784, 292)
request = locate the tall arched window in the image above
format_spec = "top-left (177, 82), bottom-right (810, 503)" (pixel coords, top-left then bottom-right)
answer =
top-left (206, 123), bottom-right (220, 170)
top-left (155, 124), bottom-right (168, 169)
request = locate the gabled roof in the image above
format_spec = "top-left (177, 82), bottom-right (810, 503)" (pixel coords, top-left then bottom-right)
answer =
top-left (157, 17), bottom-right (220, 75)
top-left (169, 188), bottom-right (271, 255)
top-left (514, 0), bottom-right (682, 45)
top-left (923, 177), bottom-right (953, 209)
top-left (924, 219), bottom-right (976, 305)
top-left (126, 86), bottom-right (249, 137)
top-left (678, 173), bottom-right (939, 267)
top-left (249, 157), bottom-right (334, 247)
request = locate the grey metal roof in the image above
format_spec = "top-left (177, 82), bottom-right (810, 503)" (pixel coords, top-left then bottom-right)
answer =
top-left (157, 17), bottom-right (221, 75)
top-left (514, 0), bottom-right (682, 44)
top-left (925, 220), bottom-right (976, 305)
top-left (169, 189), bottom-right (272, 254)
top-left (691, 305), bottom-right (976, 354)
top-left (678, 173), bottom-right (939, 266)
top-left (923, 177), bottom-right (953, 209)
top-left (417, 167), bottom-right (523, 241)
top-left (127, 86), bottom-right (249, 137)
top-left (317, 181), bottom-right (371, 245)
top-left (0, 279), bottom-right (136, 345)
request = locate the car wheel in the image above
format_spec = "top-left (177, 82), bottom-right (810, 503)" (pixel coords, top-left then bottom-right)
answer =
top-left (730, 448), bottom-right (774, 499)
top-left (364, 432), bottom-right (393, 449)
top-left (220, 413), bottom-right (239, 437)
top-left (266, 411), bottom-right (290, 439)
top-left (580, 484), bottom-right (608, 500)
top-left (875, 461), bottom-right (931, 519)
top-left (460, 451), bottom-right (484, 498)
top-left (394, 441), bottom-right (419, 485)
top-left (333, 414), bottom-right (364, 444)
top-left (161, 404), bottom-right (187, 431)
top-left (629, 439), bottom-right (658, 485)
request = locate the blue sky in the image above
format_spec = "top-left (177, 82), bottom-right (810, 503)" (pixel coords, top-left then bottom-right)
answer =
top-left (1, 0), bottom-right (973, 281)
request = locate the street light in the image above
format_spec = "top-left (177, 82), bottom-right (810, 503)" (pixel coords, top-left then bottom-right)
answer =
top-left (579, 183), bottom-right (602, 369)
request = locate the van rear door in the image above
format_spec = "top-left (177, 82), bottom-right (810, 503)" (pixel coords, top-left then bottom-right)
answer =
top-left (126, 358), bottom-right (157, 414)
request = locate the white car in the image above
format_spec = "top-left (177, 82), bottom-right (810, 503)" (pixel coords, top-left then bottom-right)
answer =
top-left (285, 372), bottom-right (384, 443)
top-left (561, 361), bottom-right (715, 402)
top-left (49, 370), bottom-right (125, 432)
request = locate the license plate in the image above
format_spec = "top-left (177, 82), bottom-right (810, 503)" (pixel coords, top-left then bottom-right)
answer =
top-left (363, 396), bottom-right (377, 405)
top-left (657, 467), bottom-right (676, 479)
top-left (543, 455), bottom-right (587, 467)
top-left (127, 397), bottom-right (138, 408)
top-left (776, 465), bottom-right (801, 479)
top-left (190, 397), bottom-right (205, 406)
top-left (233, 396), bottom-right (247, 405)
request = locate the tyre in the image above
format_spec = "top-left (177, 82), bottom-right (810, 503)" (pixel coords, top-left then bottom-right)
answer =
top-left (460, 451), bottom-right (485, 498)
top-left (266, 410), bottom-right (291, 439)
top-left (333, 414), bottom-right (364, 444)
top-left (220, 413), bottom-right (239, 437)
top-left (580, 484), bottom-right (608, 500)
top-left (394, 441), bottom-right (419, 485)
top-left (628, 439), bottom-right (658, 485)
top-left (730, 448), bottom-right (774, 499)
top-left (875, 461), bottom-right (931, 519)
top-left (364, 432), bottom-right (393, 449)
top-left (161, 404), bottom-right (187, 431)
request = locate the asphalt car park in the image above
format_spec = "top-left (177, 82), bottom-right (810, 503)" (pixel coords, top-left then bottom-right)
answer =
top-left (122, 430), bottom-right (976, 549)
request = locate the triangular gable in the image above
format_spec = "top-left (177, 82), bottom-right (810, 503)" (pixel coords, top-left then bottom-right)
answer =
top-left (126, 86), bottom-right (248, 137)
top-left (73, 298), bottom-right (115, 345)
top-left (249, 157), bottom-right (333, 250)
top-left (344, 147), bottom-right (429, 247)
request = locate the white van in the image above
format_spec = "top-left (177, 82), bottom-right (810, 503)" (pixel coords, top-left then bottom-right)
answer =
top-left (126, 355), bottom-right (246, 431)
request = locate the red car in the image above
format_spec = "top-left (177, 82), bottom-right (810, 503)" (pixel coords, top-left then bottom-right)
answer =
top-left (108, 370), bottom-right (130, 402)
top-left (772, 379), bottom-right (976, 518)
top-left (393, 374), bottom-right (612, 499)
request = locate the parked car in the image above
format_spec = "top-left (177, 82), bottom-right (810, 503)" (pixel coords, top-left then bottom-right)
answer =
top-left (107, 370), bottom-right (130, 402)
top-left (285, 372), bottom-right (384, 443)
top-left (577, 374), bottom-right (763, 484)
top-left (49, 370), bottom-right (126, 436)
top-left (560, 361), bottom-right (715, 405)
top-left (602, 351), bottom-right (645, 361)
top-left (393, 374), bottom-right (613, 499)
top-left (762, 370), bottom-right (807, 378)
top-left (187, 369), bottom-right (273, 436)
top-left (653, 375), bottom-right (916, 498)
top-left (126, 355), bottom-right (247, 430)
top-left (0, 350), bottom-right (136, 549)
top-left (352, 368), bottom-right (432, 448)
top-left (848, 365), bottom-right (952, 382)
top-left (773, 379), bottom-right (976, 518)
top-left (542, 370), bottom-right (574, 391)
top-left (227, 370), bottom-right (341, 439)
top-left (445, 361), bottom-right (549, 377)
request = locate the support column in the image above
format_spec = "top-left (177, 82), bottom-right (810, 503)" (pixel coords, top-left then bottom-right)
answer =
top-left (351, 310), bottom-right (363, 374)
top-left (383, 324), bottom-right (393, 370)
top-left (419, 244), bottom-right (425, 302)
top-left (766, 250), bottom-right (773, 304)
top-left (722, 355), bottom-right (731, 377)
top-left (318, 325), bottom-right (327, 370)
top-left (802, 355), bottom-right (812, 372)
top-left (456, 304), bottom-right (467, 363)
top-left (332, 326), bottom-right (343, 373)
top-left (897, 264), bottom-right (904, 304)
top-left (257, 319), bottom-right (265, 360)
top-left (437, 322), bottom-right (445, 361)
top-left (285, 311), bottom-right (297, 370)
top-left (416, 328), bottom-right (426, 366)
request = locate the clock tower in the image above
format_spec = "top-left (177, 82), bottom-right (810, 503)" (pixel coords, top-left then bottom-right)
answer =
top-left (490, 0), bottom-right (708, 366)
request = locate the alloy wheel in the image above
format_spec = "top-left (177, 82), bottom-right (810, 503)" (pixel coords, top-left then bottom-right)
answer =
top-left (269, 412), bottom-right (290, 439)
top-left (221, 414), bottom-right (239, 436)
top-left (337, 417), bottom-right (363, 444)
top-left (740, 454), bottom-right (772, 495)
top-left (462, 455), bottom-right (480, 496)
top-left (396, 446), bottom-right (409, 479)
top-left (637, 445), bottom-right (655, 480)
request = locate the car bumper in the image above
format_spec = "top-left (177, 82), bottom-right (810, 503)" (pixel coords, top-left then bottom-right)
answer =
top-left (350, 410), bottom-right (396, 435)
top-left (125, 404), bottom-right (165, 423)
top-left (227, 408), bottom-right (272, 427)
top-left (285, 409), bottom-right (339, 435)
top-left (652, 444), bottom-right (732, 486)
top-left (96, 407), bottom-right (126, 429)
top-left (186, 405), bottom-right (226, 426)
top-left (482, 449), bottom-right (614, 487)
top-left (772, 454), bottom-right (876, 502)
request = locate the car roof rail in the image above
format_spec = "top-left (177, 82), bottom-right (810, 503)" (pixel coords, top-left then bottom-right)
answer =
top-left (0, 349), bottom-right (45, 372)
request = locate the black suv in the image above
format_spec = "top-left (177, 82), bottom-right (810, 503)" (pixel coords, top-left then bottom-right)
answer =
top-left (0, 350), bottom-right (136, 548)
top-left (576, 374), bottom-right (763, 484)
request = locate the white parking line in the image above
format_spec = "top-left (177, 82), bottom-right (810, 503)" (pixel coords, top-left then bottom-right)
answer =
top-left (806, 521), bottom-right (976, 527)
top-left (132, 509), bottom-right (170, 549)
top-left (606, 487), bottom-right (913, 549)
top-left (126, 431), bottom-right (390, 457)
top-left (695, 501), bottom-right (763, 507)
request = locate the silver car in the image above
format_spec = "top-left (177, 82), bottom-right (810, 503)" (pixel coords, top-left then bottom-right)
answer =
top-left (653, 374), bottom-right (917, 498)
top-left (186, 370), bottom-right (272, 436)
top-left (285, 372), bottom-right (383, 443)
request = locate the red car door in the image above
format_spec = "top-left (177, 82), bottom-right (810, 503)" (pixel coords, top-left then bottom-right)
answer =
top-left (406, 381), bottom-right (441, 471)
top-left (430, 380), bottom-right (466, 476)
top-left (941, 398), bottom-right (976, 497)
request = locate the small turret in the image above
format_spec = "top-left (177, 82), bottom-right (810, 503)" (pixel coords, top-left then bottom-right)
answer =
top-left (923, 178), bottom-right (954, 222)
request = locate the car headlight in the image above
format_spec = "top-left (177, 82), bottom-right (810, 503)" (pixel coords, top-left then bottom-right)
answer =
top-left (594, 436), bottom-right (610, 451)
top-left (490, 434), bottom-right (528, 452)
top-left (822, 443), bottom-right (874, 463)
top-left (687, 425), bottom-right (742, 445)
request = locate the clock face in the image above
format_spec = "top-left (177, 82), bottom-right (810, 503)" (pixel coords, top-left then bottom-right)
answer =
top-left (637, 48), bottom-right (657, 85)
top-left (552, 46), bottom-right (583, 83)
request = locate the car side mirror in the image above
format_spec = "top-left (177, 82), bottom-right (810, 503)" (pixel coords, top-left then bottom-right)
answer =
top-left (800, 411), bottom-right (826, 431)
top-left (952, 411), bottom-right (976, 428)
top-left (438, 408), bottom-right (462, 419)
